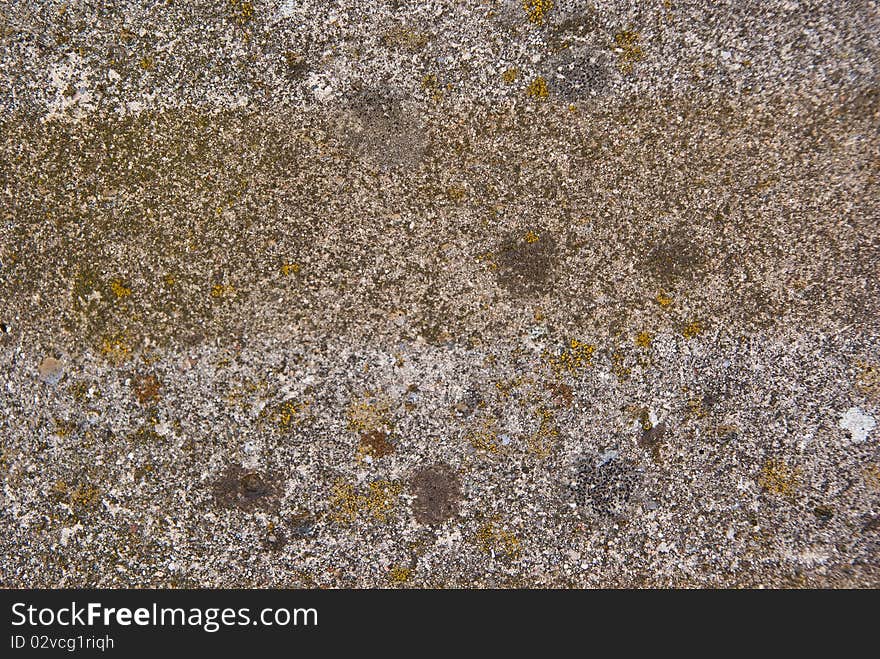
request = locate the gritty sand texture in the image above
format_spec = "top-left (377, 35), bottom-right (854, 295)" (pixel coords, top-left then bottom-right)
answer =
top-left (1, 1), bottom-right (879, 587)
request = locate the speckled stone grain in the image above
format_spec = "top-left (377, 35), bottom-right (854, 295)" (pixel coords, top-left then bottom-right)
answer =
top-left (0, 0), bottom-right (878, 588)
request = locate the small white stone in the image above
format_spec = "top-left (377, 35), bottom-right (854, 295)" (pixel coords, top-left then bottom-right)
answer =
top-left (838, 407), bottom-right (876, 443)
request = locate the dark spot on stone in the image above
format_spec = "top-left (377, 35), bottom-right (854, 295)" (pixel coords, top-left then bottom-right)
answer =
top-left (547, 50), bottom-right (611, 101)
top-left (288, 512), bottom-right (317, 539)
top-left (813, 505), bottom-right (834, 523)
top-left (263, 528), bottom-right (287, 551)
top-left (862, 515), bottom-right (880, 533)
top-left (574, 452), bottom-right (642, 519)
top-left (409, 463), bottom-right (461, 525)
top-left (639, 422), bottom-right (666, 463)
top-left (359, 430), bottom-right (395, 458)
top-left (132, 373), bottom-right (161, 405)
top-left (641, 233), bottom-right (706, 286)
top-left (340, 86), bottom-right (427, 170)
top-left (495, 229), bottom-right (559, 296)
top-left (213, 465), bottom-right (276, 511)
top-left (545, 381), bottom-right (573, 408)
top-left (284, 51), bottom-right (308, 80)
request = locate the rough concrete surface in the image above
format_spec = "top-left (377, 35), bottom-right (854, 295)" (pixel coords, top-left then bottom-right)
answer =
top-left (1, 1), bottom-right (879, 588)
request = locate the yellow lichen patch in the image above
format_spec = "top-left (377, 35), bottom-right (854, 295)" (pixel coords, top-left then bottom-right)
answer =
top-left (525, 76), bottom-right (549, 99)
top-left (53, 418), bottom-right (76, 437)
top-left (476, 251), bottom-right (498, 270)
top-left (328, 479), bottom-right (402, 524)
top-left (228, 0), bottom-right (255, 25)
top-left (758, 459), bottom-right (800, 497)
top-left (280, 262), bottom-right (301, 276)
top-left (382, 26), bottom-right (428, 50)
top-left (863, 464), bottom-right (880, 490)
top-left (388, 566), bottom-right (412, 585)
top-left (635, 331), bottom-right (653, 348)
top-left (476, 519), bottom-right (521, 558)
top-left (682, 321), bottom-right (703, 339)
top-left (494, 377), bottom-right (524, 401)
top-left (69, 483), bottom-right (101, 510)
top-left (467, 418), bottom-right (501, 454)
top-left (685, 397), bottom-right (706, 420)
top-left (523, 0), bottom-right (553, 25)
top-left (527, 406), bottom-right (559, 458)
top-left (655, 291), bottom-right (673, 308)
top-left (614, 30), bottom-right (645, 73)
top-left (163, 274), bottom-right (176, 287)
top-left (855, 360), bottom-right (880, 400)
top-left (545, 339), bottom-right (595, 376)
top-left (139, 56), bottom-right (155, 71)
top-left (109, 278), bottom-right (131, 299)
top-left (328, 480), bottom-right (360, 524)
top-left (210, 283), bottom-right (235, 299)
top-left (346, 397), bottom-right (392, 433)
top-left (502, 68), bottom-right (519, 83)
top-left (365, 480), bottom-right (402, 521)
top-left (446, 185), bottom-right (467, 203)
top-left (611, 350), bottom-right (631, 381)
top-left (99, 330), bottom-right (133, 365)
top-left (524, 230), bottom-right (540, 243)
top-left (421, 73), bottom-right (444, 102)
top-left (272, 400), bottom-right (303, 431)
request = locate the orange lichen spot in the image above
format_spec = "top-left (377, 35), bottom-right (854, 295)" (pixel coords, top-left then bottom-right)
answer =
top-left (523, 0), bottom-right (554, 25)
top-left (526, 76), bottom-right (549, 99)
top-left (758, 459), bottom-right (800, 497)
top-left (527, 406), bottom-right (559, 458)
top-left (502, 68), bottom-right (519, 83)
top-left (388, 566), bottom-right (412, 584)
top-left (99, 330), bottom-right (132, 365)
top-left (635, 331), bottom-right (653, 348)
top-left (467, 418), bottom-right (501, 454)
top-left (69, 482), bottom-right (101, 509)
top-left (280, 262), bottom-right (301, 276)
top-left (477, 251), bottom-right (498, 270)
top-left (611, 350), bottom-right (631, 381)
top-left (524, 230), bottom-right (540, 243)
top-left (655, 291), bottom-right (673, 308)
top-left (346, 397), bottom-right (392, 433)
top-left (855, 360), bottom-right (880, 400)
top-left (682, 321), bottom-right (703, 339)
top-left (382, 26), bottom-right (428, 50)
top-left (614, 30), bottom-right (644, 73)
top-left (163, 274), bottom-right (175, 287)
top-left (133, 373), bottom-right (161, 405)
top-left (53, 418), bottom-right (76, 437)
top-left (228, 0), bottom-right (255, 24)
top-left (446, 185), bottom-right (467, 202)
top-left (210, 283), bottom-right (235, 299)
top-left (110, 279), bottom-right (131, 299)
top-left (686, 397), bottom-right (707, 420)
top-left (476, 519), bottom-right (521, 558)
top-left (139, 56), bottom-right (155, 71)
top-left (545, 339), bottom-right (595, 375)
top-left (329, 479), bottom-right (402, 524)
top-left (273, 400), bottom-right (303, 431)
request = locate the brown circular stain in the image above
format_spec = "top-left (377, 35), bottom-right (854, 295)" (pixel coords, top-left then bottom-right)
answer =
top-left (409, 463), bottom-right (462, 525)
